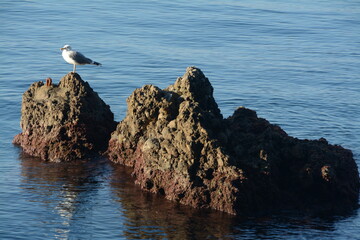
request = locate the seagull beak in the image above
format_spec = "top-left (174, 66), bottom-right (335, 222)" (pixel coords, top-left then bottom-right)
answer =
top-left (60, 47), bottom-right (64, 50)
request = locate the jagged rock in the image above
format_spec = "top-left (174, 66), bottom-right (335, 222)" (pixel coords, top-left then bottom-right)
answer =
top-left (13, 73), bottom-right (117, 162)
top-left (107, 67), bottom-right (359, 215)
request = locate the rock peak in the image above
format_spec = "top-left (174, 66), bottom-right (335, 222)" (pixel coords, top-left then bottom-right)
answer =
top-left (167, 66), bottom-right (221, 118)
top-left (59, 72), bottom-right (81, 85)
top-left (58, 72), bottom-right (91, 96)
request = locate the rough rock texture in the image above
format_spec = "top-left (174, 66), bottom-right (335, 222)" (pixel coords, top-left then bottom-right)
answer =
top-left (107, 67), bottom-right (359, 215)
top-left (13, 73), bottom-right (116, 162)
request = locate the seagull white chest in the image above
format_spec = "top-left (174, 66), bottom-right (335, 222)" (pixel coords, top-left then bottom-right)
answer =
top-left (62, 50), bottom-right (77, 65)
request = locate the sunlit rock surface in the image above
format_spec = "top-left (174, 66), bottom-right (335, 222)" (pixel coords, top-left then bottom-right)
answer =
top-left (13, 73), bottom-right (116, 162)
top-left (108, 67), bottom-right (359, 215)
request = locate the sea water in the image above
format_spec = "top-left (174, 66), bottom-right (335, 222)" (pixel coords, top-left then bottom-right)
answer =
top-left (1, 1), bottom-right (360, 239)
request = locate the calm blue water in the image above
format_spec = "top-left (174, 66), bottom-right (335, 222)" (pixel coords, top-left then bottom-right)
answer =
top-left (1, 1), bottom-right (360, 239)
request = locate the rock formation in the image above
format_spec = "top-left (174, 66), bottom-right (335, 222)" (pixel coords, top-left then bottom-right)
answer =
top-left (13, 73), bottom-right (116, 162)
top-left (108, 67), bottom-right (359, 215)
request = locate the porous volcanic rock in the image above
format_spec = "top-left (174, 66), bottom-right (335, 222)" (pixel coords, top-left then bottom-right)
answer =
top-left (13, 73), bottom-right (116, 162)
top-left (107, 67), bottom-right (359, 215)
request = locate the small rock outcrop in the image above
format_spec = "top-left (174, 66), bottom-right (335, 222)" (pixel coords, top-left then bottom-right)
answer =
top-left (13, 73), bottom-right (116, 162)
top-left (108, 67), bottom-right (359, 215)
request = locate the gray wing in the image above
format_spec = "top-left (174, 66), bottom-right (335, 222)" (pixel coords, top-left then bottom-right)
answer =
top-left (69, 51), bottom-right (93, 64)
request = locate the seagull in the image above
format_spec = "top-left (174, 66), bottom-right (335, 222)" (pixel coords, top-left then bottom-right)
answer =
top-left (60, 45), bottom-right (101, 73)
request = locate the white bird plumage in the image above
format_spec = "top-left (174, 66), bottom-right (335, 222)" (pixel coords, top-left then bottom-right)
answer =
top-left (60, 45), bottom-right (101, 73)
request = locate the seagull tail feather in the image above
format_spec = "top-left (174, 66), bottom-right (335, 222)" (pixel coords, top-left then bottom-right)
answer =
top-left (92, 61), bottom-right (102, 66)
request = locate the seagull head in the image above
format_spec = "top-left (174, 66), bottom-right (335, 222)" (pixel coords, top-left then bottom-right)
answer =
top-left (60, 45), bottom-right (72, 51)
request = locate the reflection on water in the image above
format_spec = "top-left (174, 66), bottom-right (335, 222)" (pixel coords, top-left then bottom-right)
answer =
top-left (19, 152), bottom-right (111, 239)
top-left (18, 152), bottom-right (358, 239)
top-left (110, 165), bottom-right (236, 239)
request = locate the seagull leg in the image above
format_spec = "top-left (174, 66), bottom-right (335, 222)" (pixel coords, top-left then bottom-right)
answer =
top-left (72, 64), bottom-right (76, 73)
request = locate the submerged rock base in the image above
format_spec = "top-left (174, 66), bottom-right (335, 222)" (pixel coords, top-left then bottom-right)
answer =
top-left (13, 73), bottom-right (116, 162)
top-left (108, 67), bottom-right (359, 215)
